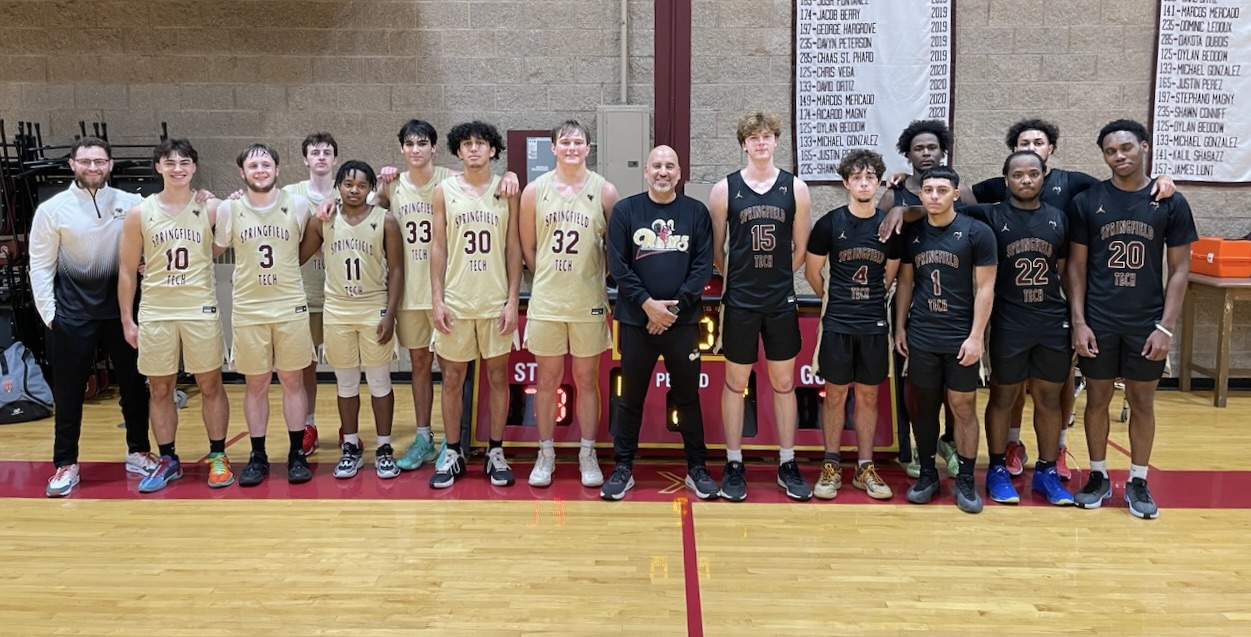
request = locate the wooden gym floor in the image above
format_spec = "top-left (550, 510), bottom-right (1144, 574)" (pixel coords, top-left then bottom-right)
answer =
top-left (1, 383), bottom-right (1249, 636)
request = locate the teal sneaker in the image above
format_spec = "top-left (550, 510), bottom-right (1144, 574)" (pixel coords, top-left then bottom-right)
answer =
top-left (397, 434), bottom-right (437, 471)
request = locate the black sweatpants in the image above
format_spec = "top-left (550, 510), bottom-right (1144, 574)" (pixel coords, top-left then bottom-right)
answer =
top-left (612, 323), bottom-right (707, 469)
top-left (48, 317), bottom-right (150, 467)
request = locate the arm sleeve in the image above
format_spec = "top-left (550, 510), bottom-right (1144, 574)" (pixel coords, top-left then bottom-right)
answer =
top-left (1164, 192), bottom-right (1200, 246)
top-left (806, 214), bottom-right (832, 256)
top-left (213, 201), bottom-right (233, 248)
top-left (972, 178), bottom-right (1004, 204)
top-left (972, 221), bottom-right (999, 266)
top-left (677, 201), bottom-right (714, 309)
top-left (887, 232), bottom-right (906, 260)
top-left (27, 202), bottom-right (60, 326)
top-left (606, 199), bottom-right (650, 308)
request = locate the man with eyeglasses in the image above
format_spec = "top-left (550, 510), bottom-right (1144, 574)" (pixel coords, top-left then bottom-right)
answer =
top-left (29, 137), bottom-right (156, 497)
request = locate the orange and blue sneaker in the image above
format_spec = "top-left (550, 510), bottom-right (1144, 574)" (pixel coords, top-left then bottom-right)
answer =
top-left (138, 455), bottom-right (183, 493)
top-left (206, 452), bottom-right (235, 488)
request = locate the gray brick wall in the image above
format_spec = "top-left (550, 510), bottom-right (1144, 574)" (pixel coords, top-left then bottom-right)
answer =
top-left (2, 0), bottom-right (1247, 371)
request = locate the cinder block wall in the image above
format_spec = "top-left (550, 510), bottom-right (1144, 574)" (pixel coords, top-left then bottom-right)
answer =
top-left (3, 0), bottom-right (1247, 372)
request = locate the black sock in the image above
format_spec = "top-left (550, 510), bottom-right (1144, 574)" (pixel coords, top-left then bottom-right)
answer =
top-left (209, 439), bottom-right (226, 454)
top-left (1036, 460), bottom-right (1056, 472)
top-left (250, 436), bottom-right (267, 456)
top-left (823, 452), bottom-right (841, 464)
top-left (957, 454), bottom-right (975, 477)
top-left (158, 442), bottom-right (177, 461)
top-left (989, 453), bottom-right (1006, 467)
top-left (289, 430), bottom-right (303, 456)
top-left (489, 438), bottom-right (503, 450)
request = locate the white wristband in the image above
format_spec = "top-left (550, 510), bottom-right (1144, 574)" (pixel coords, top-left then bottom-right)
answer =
top-left (1155, 323), bottom-right (1173, 338)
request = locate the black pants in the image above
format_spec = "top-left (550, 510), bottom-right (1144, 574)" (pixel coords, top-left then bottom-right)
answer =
top-left (612, 323), bottom-right (707, 469)
top-left (48, 317), bottom-right (150, 467)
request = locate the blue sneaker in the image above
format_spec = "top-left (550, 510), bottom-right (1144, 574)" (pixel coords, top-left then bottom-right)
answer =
top-left (1031, 466), bottom-right (1075, 506)
top-left (138, 455), bottom-right (183, 493)
top-left (397, 435), bottom-right (437, 471)
top-left (985, 464), bottom-right (1019, 504)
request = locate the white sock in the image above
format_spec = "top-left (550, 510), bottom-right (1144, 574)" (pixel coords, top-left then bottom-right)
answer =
top-left (1059, 428), bottom-right (1068, 448)
top-left (344, 433), bottom-right (360, 447)
top-left (1089, 459), bottom-right (1108, 478)
top-left (580, 438), bottom-right (596, 450)
top-left (305, 415), bottom-right (316, 427)
top-left (377, 435), bottom-right (391, 447)
top-left (726, 449), bottom-right (744, 463)
top-left (417, 426), bottom-right (432, 442)
top-left (1008, 428), bottom-right (1021, 443)
top-left (539, 439), bottom-right (554, 451)
top-left (779, 447), bottom-right (795, 464)
top-left (1129, 464), bottom-right (1148, 481)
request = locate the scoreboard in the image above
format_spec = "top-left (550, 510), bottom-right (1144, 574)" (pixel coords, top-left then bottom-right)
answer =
top-left (471, 277), bottom-right (900, 456)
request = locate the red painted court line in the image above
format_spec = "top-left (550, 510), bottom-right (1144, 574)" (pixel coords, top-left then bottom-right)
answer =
top-left (1106, 438), bottom-right (1160, 473)
top-left (194, 431), bottom-right (251, 464)
top-left (677, 497), bottom-right (704, 637)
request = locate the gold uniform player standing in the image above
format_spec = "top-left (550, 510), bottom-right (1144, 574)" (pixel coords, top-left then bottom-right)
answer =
top-left (214, 143), bottom-right (315, 486)
top-left (118, 137), bottom-right (230, 493)
top-left (520, 120), bottom-right (619, 489)
top-left (301, 160), bottom-right (404, 480)
top-left (429, 120), bottom-right (522, 490)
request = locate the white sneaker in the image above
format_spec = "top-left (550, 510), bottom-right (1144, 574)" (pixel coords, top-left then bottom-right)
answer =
top-left (579, 447), bottom-right (604, 487)
top-left (126, 451), bottom-right (159, 476)
top-left (47, 464), bottom-right (80, 497)
top-left (529, 447), bottom-right (556, 487)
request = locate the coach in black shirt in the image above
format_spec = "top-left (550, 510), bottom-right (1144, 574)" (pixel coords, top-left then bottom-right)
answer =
top-left (895, 166), bottom-right (997, 514)
top-left (1067, 119), bottom-right (1197, 520)
top-left (601, 145), bottom-right (715, 501)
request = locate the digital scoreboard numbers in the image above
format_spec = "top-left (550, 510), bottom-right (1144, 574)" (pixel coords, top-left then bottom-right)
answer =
top-left (794, 0), bottom-right (953, 181)
top-left (1152, 0), bottom-right (1250, 183)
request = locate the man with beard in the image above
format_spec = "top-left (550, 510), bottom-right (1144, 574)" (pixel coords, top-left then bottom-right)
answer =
top-left (118, 138), bottom-right (231, 493)
top-left (30, 137), bottom-right (156, 497)
top-left (212, 143), bottom-right (315, 486)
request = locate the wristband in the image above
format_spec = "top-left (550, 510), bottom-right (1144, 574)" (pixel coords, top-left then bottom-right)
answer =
top-left (1155, 323), bottom-right (1173, 338)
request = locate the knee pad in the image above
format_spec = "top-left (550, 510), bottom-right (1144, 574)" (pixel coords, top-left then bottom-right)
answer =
top-left (334, 368), bottom-right (360, 398)
top-left (365, 365), bottom-right (392, 398)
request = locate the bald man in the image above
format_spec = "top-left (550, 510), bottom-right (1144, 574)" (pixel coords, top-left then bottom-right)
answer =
top-left (601, 145), bottom-right (715, 501)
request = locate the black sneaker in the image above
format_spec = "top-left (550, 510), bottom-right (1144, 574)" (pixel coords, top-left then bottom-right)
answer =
top-left (1124, 477), bottom-right (1159, 519)
top-left (429, 447), bottom-right (466, 489)
top-left (906, 469), bottom-right (940, 504)
top-left (238, 452), bottom-right (270, 487)
top-left (954, 474), bottom-right (983, 513)
top-left (287, 453), bottom-right (313, 484)
top-left (1075, 471), bottom-right (1112, 509)
top-left (718, 460), bottom-right (748, 502)
top-left (777, 460), bottom-right (813, 501)
top-left (600, 464), bottom-right (634, 501)
top-left (484, 447), bottom-right (515, 487)
top-left (685, 465), bottom-right (718, 500)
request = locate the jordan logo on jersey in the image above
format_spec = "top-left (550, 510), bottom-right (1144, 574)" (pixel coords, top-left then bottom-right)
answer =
top-left (735, 191), bottom-right (743, 199)
top-left (1096, 204), bottom-right (1106, 214)
top-left (634, 218), bottom-right (690, 255)
top-left (838, 230), bottom-right (847, 239)
top-left (1001, 223), bottom-right (1010, 232)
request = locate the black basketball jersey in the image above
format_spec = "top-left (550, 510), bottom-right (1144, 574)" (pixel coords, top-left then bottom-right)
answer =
top-left (723, 170), bottom-right (797, 309)
top-left (972, 168), bottom-right (1101, 211)
top-left (887, 184), bottom-right (922, 208)
top-left (963, 202), bottom-right (1069, 332)
top-left (1069, 179), bottom-right (1198, 333)
top-left (902, 214), bottom-right (998, 352)
top-left (807, 207), bottom-right (903, 334)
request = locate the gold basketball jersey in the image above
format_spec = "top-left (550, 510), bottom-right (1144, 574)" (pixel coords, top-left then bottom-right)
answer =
top-left (222, 191), bottom-right (309, 326)
top-left (138, 195), bottom-right (218, 322)
top-left (322, 206), bottom-right (388, 325)
top-left (283, 180), bottom-right (334, 310)
top-left (527, 171), bottom-right (608, 322)
top-left (442, 175), bottom-right (510, 320)
top-left (390, 166), bottom-right (451, 311)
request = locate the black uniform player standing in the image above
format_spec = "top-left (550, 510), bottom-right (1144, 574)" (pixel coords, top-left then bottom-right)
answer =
top-left (895, 167), bottom-right (997, 514)
top-left (1067, 119), bottom-right (1197, 520)
top-left (709, 111), bottom-right (812, 502)
top-left (602, 145), bottom-right (715, 501)
top-left (804, 149), bottom-right (900, 501)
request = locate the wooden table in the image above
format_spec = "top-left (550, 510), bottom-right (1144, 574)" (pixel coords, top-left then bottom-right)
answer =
top-left (1180, 272), bottom-right (1251, 407)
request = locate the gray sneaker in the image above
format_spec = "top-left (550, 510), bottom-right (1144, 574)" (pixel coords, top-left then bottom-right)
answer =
top-left (906, 469), bottom-right (941, 504)
top-left (1124, 478), bottom-right (1159, 519)
top-left (954, 475), bottom-right (983, 514)
top-left (1075, 471), bottom-right (1113, 509)
top-left (600, 465), bottom-right (635, 501)
top-left (685, 465), bottom-right (718, 500)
